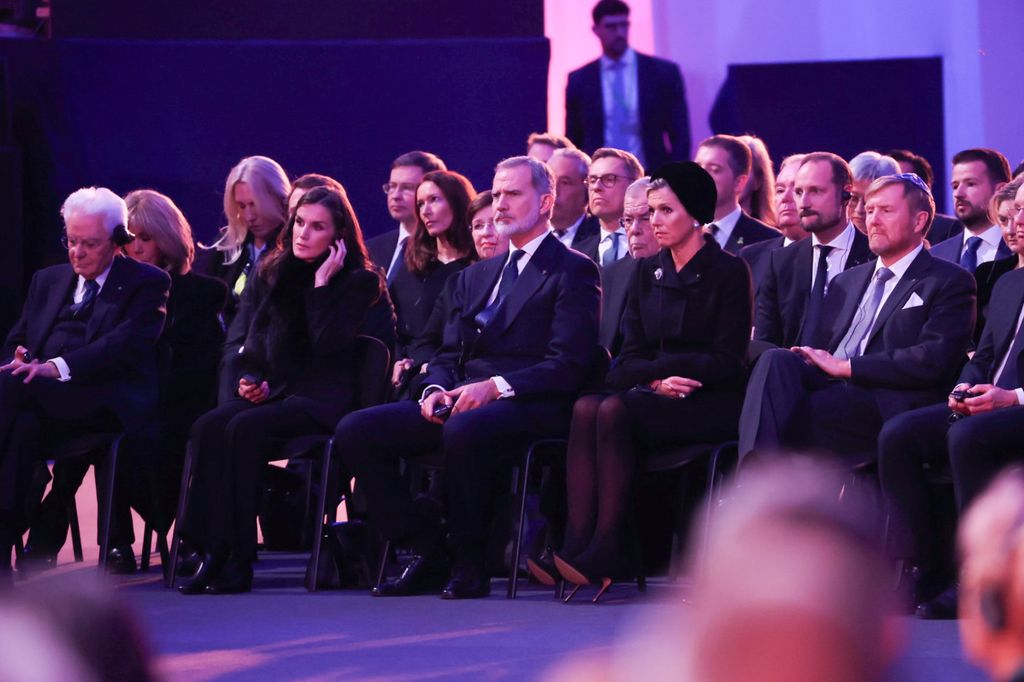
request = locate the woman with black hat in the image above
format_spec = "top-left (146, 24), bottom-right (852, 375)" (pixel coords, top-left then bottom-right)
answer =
top-left (529, 162), bottom-right (754, 601)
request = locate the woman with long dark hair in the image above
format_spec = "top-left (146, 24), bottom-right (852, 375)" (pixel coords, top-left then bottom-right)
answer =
top-left (179, 185), bottom-right (383, 594)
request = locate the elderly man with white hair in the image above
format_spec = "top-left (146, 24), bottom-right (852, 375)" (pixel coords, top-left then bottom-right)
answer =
top-left (0, 187), bottom-right (170, 578)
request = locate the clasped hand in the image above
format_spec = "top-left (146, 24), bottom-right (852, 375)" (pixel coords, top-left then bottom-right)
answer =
top-left (238, 376), bottom-right (270, 404)
top-left (0, 346), bottom-right (59, 383)
top-left (948, 383), bottom-right (1019, 416)
top-left (420, 379), bottom-right (500, 424)
top-left (650, 376), bottom-right (702, 398)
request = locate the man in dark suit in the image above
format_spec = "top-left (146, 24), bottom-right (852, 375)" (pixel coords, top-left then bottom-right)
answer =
top-left (335, 156), bottom-right (601, 599)
top-left (888, 148), bottom-right (965, 244)
top-left (575, 147), bottom-right (643, 268)
top-left (600, 176), bottom-right (658, 355)
top-left (365, 151), bottom-right (447, 283)
top-left (740, 153), bottom-right (810, 292)
top-left (754, 153), bottom-right (873, 351)
top-left (739, 174), bottom-right (975, 464)
top-left (695, 134), bottom-right (779, 255)
top-left (0, 187), bottom-right (170, 576)
top-left (878, 181), bottom-right (1024, 619)
top-left (547, 148), bottom-right (600, 249)
top-left (565, 0), bottom-right (690, 172)
top-left (929, 148), bottom-right (1012, 272)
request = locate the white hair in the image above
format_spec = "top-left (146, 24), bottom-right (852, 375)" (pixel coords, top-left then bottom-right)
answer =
top-left (850, 152), bottom-right (900, 182)
top-left (549, 147), bottom-right (592, 177)
top-left (60, 187), bottom-right (127, 235)
top-left (626, 176), bottom-right (652, 196)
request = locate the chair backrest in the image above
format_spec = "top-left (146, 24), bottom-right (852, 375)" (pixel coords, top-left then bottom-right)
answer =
top-left (354, 334), bottom-right (391, 410)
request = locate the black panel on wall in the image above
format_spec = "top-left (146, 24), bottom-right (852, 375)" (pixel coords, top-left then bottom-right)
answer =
top-left (709, 57), bottom-right (947, 212)
top-left (50, 0), bottom-right (544, 40)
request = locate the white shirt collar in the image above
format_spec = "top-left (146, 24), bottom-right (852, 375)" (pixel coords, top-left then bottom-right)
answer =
top-left (812, 222), bottom-right (856, 251)
top-left (509, 229), bottom-right (550, 262)
top-left (600, 47), bottom-right (635, 70)
top-left (965, 224), bottom-right (1002, 248)
top-left (551, 214), bottom-right (584, 238)
top-left (397, 224), bottom-right (412, 242)
top-left (707, 206), bottom-right (742, 247)
top-left (875, 243), bottom-right (923, 280)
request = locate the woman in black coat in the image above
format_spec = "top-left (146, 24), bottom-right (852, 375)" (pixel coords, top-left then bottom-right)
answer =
top-left (388, 170), bottom-right (477, 398)
top-left (973, 178), bottom-right (1024, 345)
top-left (179, 186), bottom-right (384, 594)
top-left (533, 163), bottom-right (753, 598)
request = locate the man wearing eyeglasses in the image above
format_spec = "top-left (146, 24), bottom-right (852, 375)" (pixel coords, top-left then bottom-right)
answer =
top-left (366, 151), bottom-right (447, 285)
top-left (0, 187), bottom-right (170, 578)
top-left (576, 147), bottom-right (644, 268)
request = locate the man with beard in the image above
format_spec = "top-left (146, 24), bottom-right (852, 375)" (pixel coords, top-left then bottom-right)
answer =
top-left (335, 156), bottom-right (601, 599)
top-left (931, 148), bottom-right (1012, 273)
top-left (740, 153), bottom-right (810, 292)
top-left (753, 152), bottom-right (873, 350)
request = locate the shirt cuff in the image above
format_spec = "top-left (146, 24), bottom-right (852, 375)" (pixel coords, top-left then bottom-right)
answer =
top-left (49, 356), bottom-right (71, 382)
top-left (419, 384), bottom-right (447, 405)
top-left (491, 376), bottom-right (515, 399)
top-left (1015, 388), bottom-right (1024, 406)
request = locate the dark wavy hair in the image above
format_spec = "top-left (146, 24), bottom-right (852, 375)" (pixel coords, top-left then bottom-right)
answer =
top-left (405, 170), bottom-right (477, 275)
top-left (260, 185), bottom-right (377, 287)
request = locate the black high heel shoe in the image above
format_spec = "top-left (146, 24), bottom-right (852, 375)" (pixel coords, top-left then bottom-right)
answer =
top-left (553, 553), bottom-right (614, 603)
top-left (178, 552), bottom-right (225, 595)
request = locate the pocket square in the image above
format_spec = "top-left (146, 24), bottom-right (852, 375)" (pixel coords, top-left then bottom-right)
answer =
top-left (902, 292), bottom-right (925, 310)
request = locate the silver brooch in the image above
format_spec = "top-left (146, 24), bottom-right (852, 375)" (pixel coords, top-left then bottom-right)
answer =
top-left (654, 268), bottom-right (663, 280)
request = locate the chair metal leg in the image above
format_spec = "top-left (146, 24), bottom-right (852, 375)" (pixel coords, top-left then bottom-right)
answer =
top-left (97, 435), bottom-right (122, 571)
top-left (140, 523), bottom-right (153, 571)
top-left (167, 441), bottom-right (194, 588)
top-left (301, 460), bottom-right (315, 550)
top-left (508, 448), bottom-right (534, 599)
top-left (375, 539), bottom-right (392, 591)
top-left (68, 497), bottom-right (84, 562)
top-left (306, 439), bottom-right (334, 592)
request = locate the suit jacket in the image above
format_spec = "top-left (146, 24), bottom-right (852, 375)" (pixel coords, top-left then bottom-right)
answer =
top-left (928, 213), bottom-right (964, 244)
top-left (194, 230), bottom-right (280, 329)
top-left (565, 52), bottom-right (690, 172)
top-left (573, 215), bottom-right (601, 248)
top-left (391, 257), bottom-right (473, 360)
top-left (930, 232), bottom-right (1012, 265)
top-left (740, 235), bottom-right (786, 293)
top-left (575, 227), bottom-right (631, 269)
top-left (606, 238), bottom-right (751, 390)
top-left (723, 213), bottom-right (779, 255)
top-left (819, 248), bottom-right (976, 419)
top-left (366, 228), bottom-right (400, 272)
top-left (755, 230), bottom-right (873, 348)
top-left (599, 255), bottom-right (640, 356)
top-left (973, 256), bottom-right (1018, 347)
top-left (422, 234), bottom-right (600, 398)
top-left (960, 267), bottom-right (1024, 387)
top-left (2, 255), bottom-right (170, 429)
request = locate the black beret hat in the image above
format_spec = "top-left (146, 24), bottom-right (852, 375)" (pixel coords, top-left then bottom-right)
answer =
top-left (649, 162), bottom-right (718, 225)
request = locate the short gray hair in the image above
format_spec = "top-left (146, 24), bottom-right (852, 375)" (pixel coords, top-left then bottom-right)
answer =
top-left (60, 187), bottom-right (127, 235)
top-left (850, 151), bottom-right (901, 182)
top-left (495, 155), bottom-right (555, 196)
top-left (626, 176), bottom-right (652, 196)
top-left (779, 153), bottom-right (807, 173)
top-left (549, 147), bottom-right (592, 177)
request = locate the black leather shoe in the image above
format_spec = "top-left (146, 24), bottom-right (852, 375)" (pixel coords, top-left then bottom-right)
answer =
top-left (372, 553), bottom-right (449, 597)
top-left (916, 583), bottom-right (958, 619)
top-left (204, 559), bottom-right (253, 595)
top-left (175, 546), bottom-right (203, 579)
top-left (178, 552), bottom-right (225, 595)
top-left (15, 545), bottom-right (58, 574)
top-left (105, 545), bottom-right (137, 575)
top-left (441, 565), bottom-right (490, 600)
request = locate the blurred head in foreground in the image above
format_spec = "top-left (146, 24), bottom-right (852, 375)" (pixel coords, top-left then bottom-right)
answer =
top-left (959, 468), bottom-right (1024, 682)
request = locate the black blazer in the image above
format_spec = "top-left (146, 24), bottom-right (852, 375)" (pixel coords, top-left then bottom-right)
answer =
top-left (606, 237), bottom-right (751, 390)
top-left (739, 235), bottom-right (786, 293)
top-left (366, 228), bottom-right (401, 272)
top-left (237, 266), bottom-right (380, 427)
top-left (819, 248), bottom-right (976, 419)
top-left (928, 213), bottom-right (964, 244)
top-left (723, 212), bottom-right (779, 255)
top-left (163, 271), bottom-right (227, 410)
top-left (599, 255), bottom-right (640, 356)
top-left (573, 214), bottom-right (601, 248)
top-left (755, 230), bottom-right (873, 348)
top-left (2, 255), bottom-right (170, 429)
top-left (974, 256), bottom-right (1018, 347)
top-left (423, 234), bottom-right (600, 397)
top-left (930, 231), bottom-right (1012, 264)
top-left (960, 267), bottom-right (1024, 387)
top-left (391, 257), bottom-right (473, 361)
top-left (565, 52), bottom-right (690, 172)
top-left (195, 230), bottom-right (280, 329)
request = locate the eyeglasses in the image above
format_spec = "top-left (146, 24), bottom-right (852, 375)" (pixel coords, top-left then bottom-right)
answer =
top-left (61, 234), bottom-right (109, 251)
top-left (586, 174), bottom-right (628, 189)
top-left (619, 215), bottom-right (650, 230)
top-left (382, 182), bottom-right (418, 196)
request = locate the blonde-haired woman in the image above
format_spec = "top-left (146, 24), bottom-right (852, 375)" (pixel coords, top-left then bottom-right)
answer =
top-left (125, 189), bottom-right (227, 536)
top-left (198, 155), bottom-right (289, 327)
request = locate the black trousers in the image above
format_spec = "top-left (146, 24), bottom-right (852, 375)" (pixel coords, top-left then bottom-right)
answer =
top-left (335, 396), bottom-right (573, 566)
top-left (878, 402), bottom-right (1024, 567)
top-left (180, 397), bottom-right (325, 562)
top-left (738, 348), bottom-right (884, 463)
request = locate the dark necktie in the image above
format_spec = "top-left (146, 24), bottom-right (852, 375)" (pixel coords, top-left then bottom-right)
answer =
top-left (996, 312), bottom-right (1024, 389)
top-left (601, 232), bottom-right (621, 268)
top-left (800, 245), bottom-right (835, 346)
top-left (474, 250), bottom-right (525, 328)
top-left (71, 279), bottom-right (99, 317)
top-left (960, 236), bottom-right (983, 273)
top-left (387, 237), bottom-right (408, 285)
top-left (835, 267), bottom-right (895, 360)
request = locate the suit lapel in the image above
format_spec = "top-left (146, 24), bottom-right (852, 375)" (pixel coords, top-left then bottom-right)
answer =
top-left (480, 236), bottom-right (558, 340)
top-left (864, 250), bottom-right (930, 348)
top-left (996, 279), bottom-right (1024, 362)
top-left (86, 256), bottom-right (126, 342)
top-left (846, 230), bottom-right (873, 269)
top-left (465, 256), bottom-right (505, 320)
top-left (32, 266), bottom-right (77, 356)
top-left (828, 265), bottom-right (874, 351)
top-left (585, 61), bottom-right (604, 137)
top-left (725, 215), bottom-right (747, 253)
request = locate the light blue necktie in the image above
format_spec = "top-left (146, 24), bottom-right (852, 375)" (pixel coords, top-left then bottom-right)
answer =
top-left (835, 268), bottom-right (894, 359)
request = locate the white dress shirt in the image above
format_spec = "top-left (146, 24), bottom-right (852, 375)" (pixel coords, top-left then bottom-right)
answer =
top-left (597, 226), bottom-right (628, 265)
top-left (856, 244), bottom-right (923, 356)
top-left (551, 215), bottom-right (584, 248)
top-left (706, 207), bottom-right (742, 251)
top-left (960, 224), bottom-right (1003, 266)
top-left (600, 47), bottom-right (643, 163)
top-left (388, 225), bottom-right (412, 273)
top-left (810, 222), bottom-right (857, 290)
top-left (50, 260), bottom-right (115, 382)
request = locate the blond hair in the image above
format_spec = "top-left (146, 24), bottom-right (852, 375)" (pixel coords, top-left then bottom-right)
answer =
top-left (205, 155), bottom-right (289, 264)
top-left (125, 189), bottom-right (194, 274)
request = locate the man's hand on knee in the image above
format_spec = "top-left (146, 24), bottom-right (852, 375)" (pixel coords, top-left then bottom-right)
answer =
top-left (448, 380), bottom-right (500, 417)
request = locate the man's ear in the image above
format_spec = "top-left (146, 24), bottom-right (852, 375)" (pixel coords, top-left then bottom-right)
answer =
top-left (734, 173), bottom-right (749, 199)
